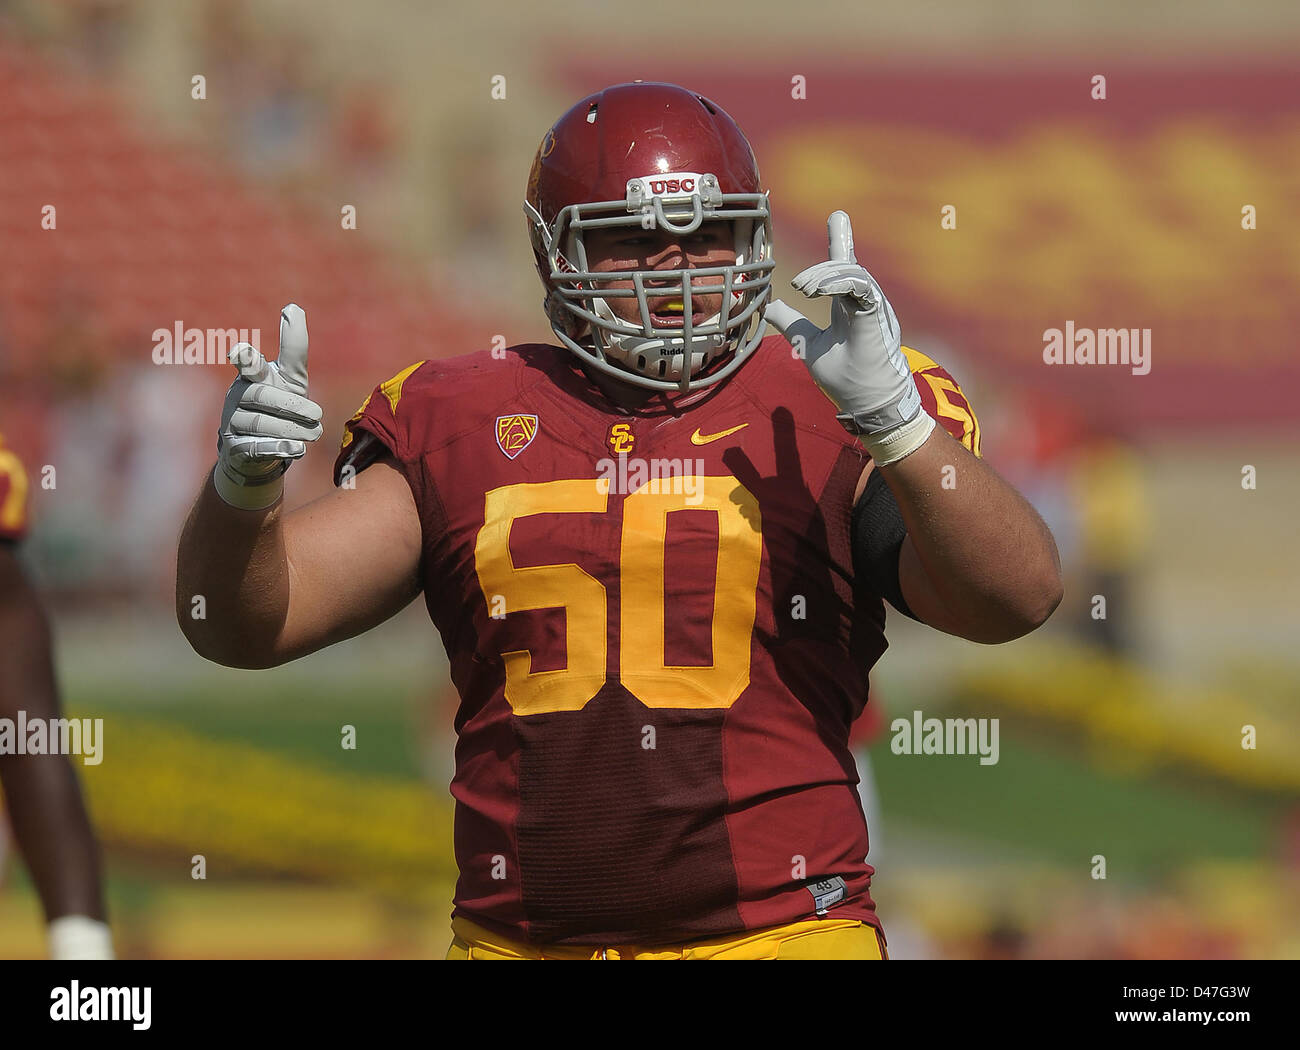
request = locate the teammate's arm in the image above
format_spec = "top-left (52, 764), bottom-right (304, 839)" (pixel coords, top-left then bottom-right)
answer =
top-left (175, 305), bottom-right (423, 669)
top-left (0, 544), bottom-right (111, 949)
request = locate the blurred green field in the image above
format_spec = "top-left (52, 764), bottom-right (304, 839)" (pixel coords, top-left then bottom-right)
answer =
top-left (76, 681), bottom-right (429, 780)
top-left (872, 728), bottom-right (1287, 870)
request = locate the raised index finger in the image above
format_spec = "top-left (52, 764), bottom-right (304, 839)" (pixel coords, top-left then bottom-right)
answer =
top-left (827, 211), bottom-right (856, 264)
top-left (276, 303), bottom-right (309, 390)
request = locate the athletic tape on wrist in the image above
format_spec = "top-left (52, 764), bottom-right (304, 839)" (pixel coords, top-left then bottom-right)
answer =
top-left (864, 411), bottom-right (935, 466)
top-left (212, 463), bottom-right (284, 511)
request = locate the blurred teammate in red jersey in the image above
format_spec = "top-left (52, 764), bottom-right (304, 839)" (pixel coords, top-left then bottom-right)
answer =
top-left (0, 434), bottom-right (113, 959)
top-left (178, 83), bottom-right (1061, 959)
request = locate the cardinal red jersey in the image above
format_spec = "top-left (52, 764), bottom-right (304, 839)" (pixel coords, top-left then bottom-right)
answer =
top-left (0, 434), bottom-right (30, 543)
top-left (335, 336), bottom-right (979, 945)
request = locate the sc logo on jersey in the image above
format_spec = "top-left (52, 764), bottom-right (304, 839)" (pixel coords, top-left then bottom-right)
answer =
top-left (607, 423), bottom-right (635, 455)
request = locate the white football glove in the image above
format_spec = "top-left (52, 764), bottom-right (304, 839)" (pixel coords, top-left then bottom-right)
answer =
top-left (765, 211), bottom-right (934, 465)
top-left (213, 303), bottom-right (322, 510)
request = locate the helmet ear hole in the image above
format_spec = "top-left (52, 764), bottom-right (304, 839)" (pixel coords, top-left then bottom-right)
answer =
top-left (547, 294), bottom-right (585, 339)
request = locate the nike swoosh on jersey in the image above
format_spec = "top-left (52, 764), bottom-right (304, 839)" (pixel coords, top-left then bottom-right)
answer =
top-left (690, 423), bottom-right (749, 445)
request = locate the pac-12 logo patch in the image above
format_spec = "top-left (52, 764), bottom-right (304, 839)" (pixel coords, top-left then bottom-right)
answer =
top-left (496, 414), bottom-right (539, 460)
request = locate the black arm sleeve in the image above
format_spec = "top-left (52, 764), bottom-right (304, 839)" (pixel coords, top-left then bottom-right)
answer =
top-left (851, 469), bottom-right (918, 620)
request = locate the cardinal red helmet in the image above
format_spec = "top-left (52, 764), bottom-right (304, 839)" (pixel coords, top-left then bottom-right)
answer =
top-left (524, 82), bottom-right (775, 392)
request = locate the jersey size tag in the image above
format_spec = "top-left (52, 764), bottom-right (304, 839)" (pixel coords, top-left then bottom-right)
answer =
top-left (805, 876), bottom-right (847, 915)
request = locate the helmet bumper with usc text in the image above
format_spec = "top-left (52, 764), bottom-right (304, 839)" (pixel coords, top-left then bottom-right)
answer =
top-left (523, 82), bottom-right (775, 393)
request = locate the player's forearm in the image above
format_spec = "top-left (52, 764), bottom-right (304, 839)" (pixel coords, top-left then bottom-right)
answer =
top-left (0, 564), bottom-right (108, 921)
top-left (175, 469), bottom-right (291, 668)
top-left (882, 427), bottom-right (1062, 642)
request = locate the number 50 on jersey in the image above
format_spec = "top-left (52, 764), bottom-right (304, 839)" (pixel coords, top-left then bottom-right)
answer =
top-left (474, 475), bottom-right (762, 716)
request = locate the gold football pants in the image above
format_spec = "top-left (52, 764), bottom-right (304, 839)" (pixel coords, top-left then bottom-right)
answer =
top-left (447, 916), bottom-right (887, 959)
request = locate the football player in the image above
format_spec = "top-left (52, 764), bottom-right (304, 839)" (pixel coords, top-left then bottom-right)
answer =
top-left (177, 82), bottom-right (1061, 959)
top-left (0, 434), bottom-right (114, 959)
